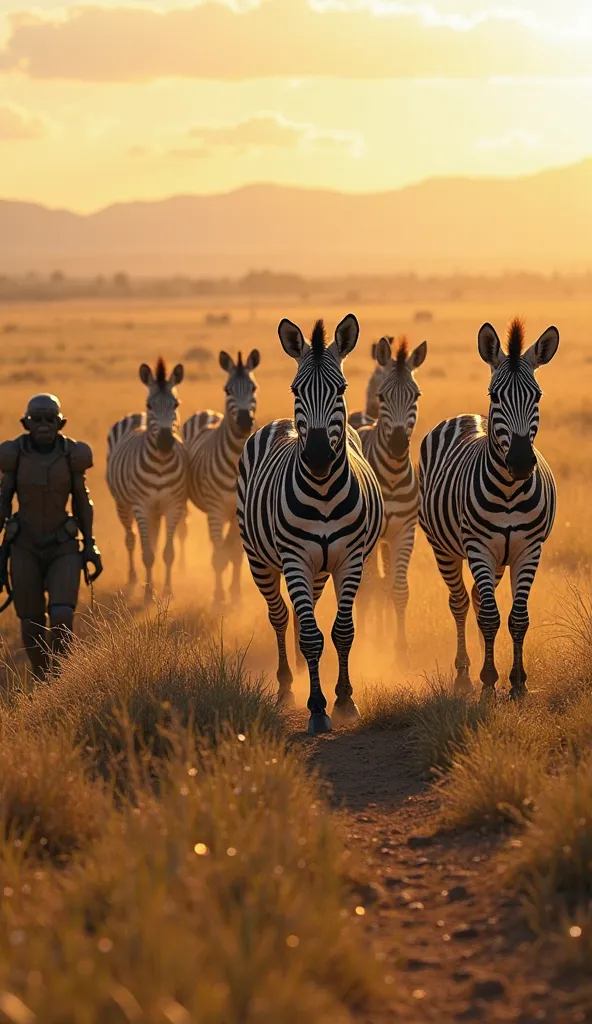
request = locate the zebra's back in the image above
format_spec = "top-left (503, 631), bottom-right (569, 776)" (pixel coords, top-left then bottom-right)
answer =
top-left (419, 414), bottom-right (556, 561)
top-left (106, 425), bottom-right (187, 509)
top-left (107, 412), bottom-right (146, 454)
top-left (184, 409), bottom-right (242, 516)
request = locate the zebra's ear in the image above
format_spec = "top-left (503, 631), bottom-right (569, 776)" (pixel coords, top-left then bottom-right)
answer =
top-left (169, 363), bottom-right (184, 386)
top-left (219, 351), bottom-right (235, 373)
top-left (524, 326), bottom-right (559, 370)
top-left (139, 363), bottom-right (154, 386)
top-left (334, 313), bottom-right (359, 359)
top-left (278, 319), bottom-right (306, 360)
top-left (375, 337), bottom-right (392, 367)
top-left (477, 323), bottom-right (503, 369)
top-left (407, 340), bottom-right (427, 371)
top-left (246, 349), bottom-right (260, 371)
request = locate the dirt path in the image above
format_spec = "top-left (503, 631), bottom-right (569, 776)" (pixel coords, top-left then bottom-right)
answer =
top-left (296, 725), bottom-right (588, 1024)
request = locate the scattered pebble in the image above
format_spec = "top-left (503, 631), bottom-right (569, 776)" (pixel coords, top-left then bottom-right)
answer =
top-left (451, 925), bottom-right (480, 941)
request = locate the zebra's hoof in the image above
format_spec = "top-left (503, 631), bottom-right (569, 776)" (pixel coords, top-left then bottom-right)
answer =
top-left (276, 690), bottom-right (296, 709)
top-left (509, 684), bottom-right (529, 702)
top-left (332, 699), bottom-right (360, 727)
top-left (479, 686), bottom-right (496, 707)
top-left (144, 586), bottom-right (155, 607)
top-left (307, 713), bottom-right (332, 736)
top-left (454, 675), bottom-right (473, 696)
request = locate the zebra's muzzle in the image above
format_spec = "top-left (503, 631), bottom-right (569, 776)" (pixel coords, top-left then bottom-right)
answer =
top-left (156, 428), bottom-right (174, 453)
top-left (302, 429), bottom-right (335, 478)
top-left (236, 409), bottom-right (254, 434)
top-left (389, 427), bottom-right (410, 458)
top-left (506, 433), bottom-right (537, 481)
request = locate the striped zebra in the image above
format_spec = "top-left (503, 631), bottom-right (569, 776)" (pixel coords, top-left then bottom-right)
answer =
top-left (237, 315), bottom-right (384, 735)
top-left (181, 349), bottom-right (260, 606)
top-left (354, 334), bottom-right (427, 660)
top-left (106, 358), bottom-right (187, 603)
top-left (349, 341), bottom-right (386, 432)
top-left (419, 318), bottom-right (559, 700)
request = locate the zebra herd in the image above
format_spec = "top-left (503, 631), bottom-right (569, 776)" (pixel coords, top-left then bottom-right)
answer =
top-left (106, 312), bottom-right (559, 735)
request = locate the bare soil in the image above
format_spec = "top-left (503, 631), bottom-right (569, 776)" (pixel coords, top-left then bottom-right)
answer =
top-left (292, 722), bottom-right (590, 1024)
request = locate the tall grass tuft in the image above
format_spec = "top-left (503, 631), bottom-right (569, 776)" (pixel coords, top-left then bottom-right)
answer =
top-left (6, 605), bottom-right (282, 779)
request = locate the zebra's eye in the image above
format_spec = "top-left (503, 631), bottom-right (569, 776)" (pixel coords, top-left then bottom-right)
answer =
top-left (337, 384), bottom-right (347, 396)
top-left (489, 390), bottom-right (498, 401)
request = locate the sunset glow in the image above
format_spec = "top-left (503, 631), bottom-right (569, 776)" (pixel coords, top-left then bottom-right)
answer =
top-left (0, 0), bottom-right (590, 210)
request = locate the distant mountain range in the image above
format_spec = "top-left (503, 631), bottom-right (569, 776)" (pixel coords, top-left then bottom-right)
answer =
top-left (1, 159), bottom-right (591, 276)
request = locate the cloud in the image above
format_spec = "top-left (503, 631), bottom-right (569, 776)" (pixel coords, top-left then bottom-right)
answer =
top-left (169, 113), bottom-right (364, 157)
top-left (0, 102), bottom-right (46, 138)
top-left (0, 1), bottom-right (588, 81)
top-left (475, 128), bottom-right (541, 151)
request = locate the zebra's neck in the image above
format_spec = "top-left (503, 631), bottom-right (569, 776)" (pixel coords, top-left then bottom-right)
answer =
top-left (485, 423), bottom-right (530, 491)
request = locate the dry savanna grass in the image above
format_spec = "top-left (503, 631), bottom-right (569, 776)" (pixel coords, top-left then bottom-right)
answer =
top-left (1, 293), bottom-right (592, 1009)
top-left (0, 610), bottom-right (383, 1023)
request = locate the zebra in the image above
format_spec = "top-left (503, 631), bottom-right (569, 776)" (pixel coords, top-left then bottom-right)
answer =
top-left (106, 358), bottom-right (187, 603)
top-left (237, 314), bottom-right (384, 735)
top-left (181, 349), bottom-right (260, 606)
top-left (349, 340), bottom-right (387, 432)
top-left (419, 318), bottom-right (559, 700)
top-left (354, 334), bottom-right (427, 660)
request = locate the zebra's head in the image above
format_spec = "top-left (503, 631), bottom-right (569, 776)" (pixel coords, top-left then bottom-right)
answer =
top-left (138, 358), bottom-right (184, 453)
top-left (375, 335), bottom-right (427, 458)
top-left (278, 313), bottom-right (359, 479)
top-left (219, 349), bottom-right (260, 436)
top-left (478, 318), bottom-right (559, 481)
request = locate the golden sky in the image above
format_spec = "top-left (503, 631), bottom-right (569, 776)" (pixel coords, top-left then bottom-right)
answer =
top-left (1, 0), bottom-right (591, 211)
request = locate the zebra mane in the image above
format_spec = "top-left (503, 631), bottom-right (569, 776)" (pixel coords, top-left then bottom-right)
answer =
top-left (395, 336), bottom-right (409, 369)
top-left (311, 319), bottom-right (326, 363)
top-left (155, 357), bottom-right (167, 389)
top-left (506, 318), bottom-right (525, 370)
top-left (236, 351), bottom-right (245, 376)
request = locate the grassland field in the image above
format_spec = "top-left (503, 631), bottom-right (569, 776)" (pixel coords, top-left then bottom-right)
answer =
top-left (0, 295), bottom-right (587, 692)
top-left (0, 296), bottom-right (591, 1022)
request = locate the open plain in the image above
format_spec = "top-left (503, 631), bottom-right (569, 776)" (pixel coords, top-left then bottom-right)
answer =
top-left (0, 293), bottom-right (591, 1022)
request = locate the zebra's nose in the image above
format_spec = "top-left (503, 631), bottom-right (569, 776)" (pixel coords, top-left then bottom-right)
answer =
top-left (389, 426), bottom-right (409, 457)
top-left (236, 409), bottom-right (254, 433)
top-left (302, 428), bottom-right (334, 478)
top-left (156, 427), bottom-right (174, 453)
top-left (506, 433), bottom-right (537, 480)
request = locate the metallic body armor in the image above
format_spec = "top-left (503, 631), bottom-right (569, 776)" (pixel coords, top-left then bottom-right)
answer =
top-left (0, 394), bottom-right (103, 678)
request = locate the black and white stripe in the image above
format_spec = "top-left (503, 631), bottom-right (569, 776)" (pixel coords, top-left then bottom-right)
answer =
top-left (353, 335), bottom-right (427, 659)
top-left (237, 315), bottom-right (384, 734)
top-left (419, 319), bottom-right (559, 699)
top-left (106, 359), bottom-right (187, 602)
top-left (181, 349), bottom-right (260, 606)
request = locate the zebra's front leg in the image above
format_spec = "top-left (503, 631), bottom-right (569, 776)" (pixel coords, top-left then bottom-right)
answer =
top-left (390, 524), bottom-right (416, 665)
top-left (432, 549), bottom-right (472, 694)
top-left (285, 564), bottom-right (329, 735)
top-left (508, 545), bottom-right (541, 701)
top-left (116, 501), bottom-right (137, 587)
top-left (356, 546), bottom-right (379, 638)
top-left (177, 510), bottom-right (188, 573)
top-left (467, 547), bottom-right (501, 701)
top-left (226, 514), bottom-right (243, 603)
top-left (207, 512), bottom-right (228, 610)
top-left (163, 504), bottom-right (184, 599)
top-left (246, 555), bottom-right (294, 706)
top-left (331, 560), bottom-right (364, 727)
top-left (134, 507), bottom-right (156, 605)
top-left (471, 565), bottom-right (505, 659)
